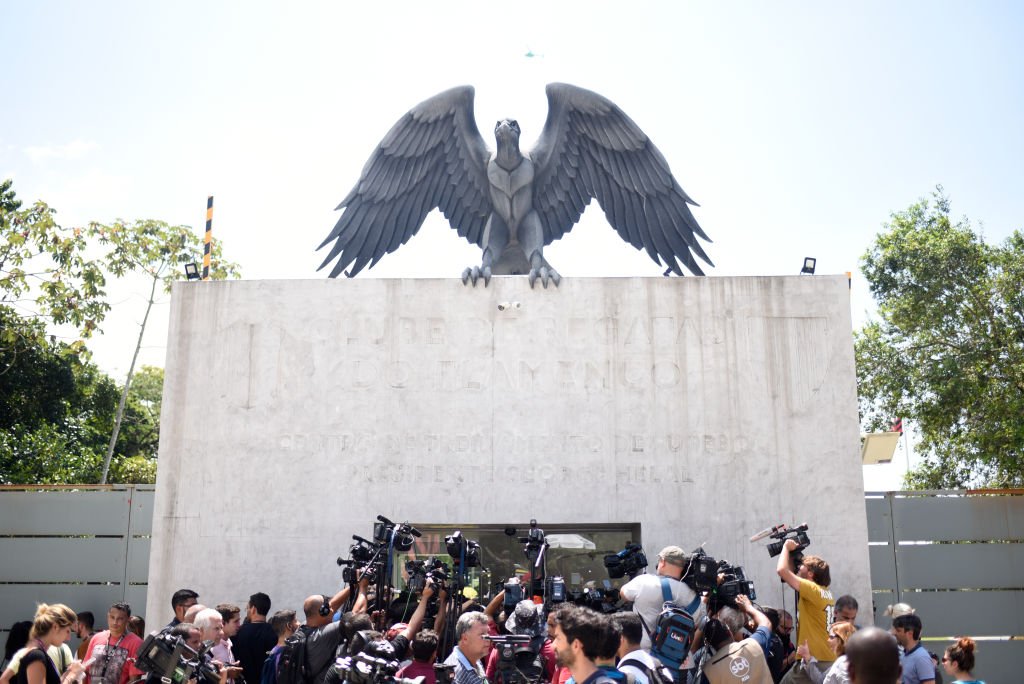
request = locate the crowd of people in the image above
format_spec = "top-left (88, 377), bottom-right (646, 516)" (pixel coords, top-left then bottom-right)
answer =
top-left (1, 544), bottom-right (988, 684)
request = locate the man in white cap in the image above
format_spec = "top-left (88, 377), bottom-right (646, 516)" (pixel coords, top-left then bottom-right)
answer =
top-left (619, 545), bottom-right (702, 650)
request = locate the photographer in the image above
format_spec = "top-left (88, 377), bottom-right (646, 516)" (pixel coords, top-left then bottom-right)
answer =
top-left (700, 596), bottom-right (772, 684)
top-left (620, 546), bottom-right (702, 651)
top-left (301, 581), bottom-right (366, 684)
top-left (776, 541), bottom-right (835, 684)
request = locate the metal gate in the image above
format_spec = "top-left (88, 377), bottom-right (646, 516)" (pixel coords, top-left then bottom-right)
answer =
top-left (867, 490), bottom-right (1023, 683)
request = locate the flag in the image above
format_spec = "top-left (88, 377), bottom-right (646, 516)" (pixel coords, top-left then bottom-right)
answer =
top-left (891, 418), bottom-right (903, 435)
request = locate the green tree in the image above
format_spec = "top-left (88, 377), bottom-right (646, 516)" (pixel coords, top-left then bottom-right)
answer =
top-left (94, 219), bottom-right (240, 483)
top-left (856, 187), bottom-right (1024, 488)
top-left (0, 183), bottom-right (108, 356)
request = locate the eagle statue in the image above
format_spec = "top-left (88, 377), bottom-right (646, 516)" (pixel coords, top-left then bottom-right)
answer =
top-left (317, 83), bottom-right (713, 288)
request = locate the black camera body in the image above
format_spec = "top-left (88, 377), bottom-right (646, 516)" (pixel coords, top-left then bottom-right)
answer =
top-left (405, 557), bottom-right (449, 593)
top-left (331, 641), bottom-right (423, 684)
top-left (135, 632), bottom-right (218, 684)
top-left (766, 524), bottom-right (811, 567)
top-left (603, 543), bottom-right (648, 579)
top-left (710, 561), bottom-right (756, 612)
top-left (444, 530), bottom-right (481, 568)
top-left (681, 548), bottom-right (719, 593)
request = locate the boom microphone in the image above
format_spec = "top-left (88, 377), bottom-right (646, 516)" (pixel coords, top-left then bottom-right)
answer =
top-left (749, 524), bottom-right (788, 543)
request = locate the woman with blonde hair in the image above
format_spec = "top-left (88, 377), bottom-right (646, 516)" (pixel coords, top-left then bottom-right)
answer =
top-left (12, 605), bottom-right (85, 684)
top-left (942, 637), bottom-right (985, 683)
top-left (796, 620), bottom-right (857, 684)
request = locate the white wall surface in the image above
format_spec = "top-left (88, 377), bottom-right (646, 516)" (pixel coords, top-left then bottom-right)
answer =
top-left (147, 276), bottom-right (869, 624)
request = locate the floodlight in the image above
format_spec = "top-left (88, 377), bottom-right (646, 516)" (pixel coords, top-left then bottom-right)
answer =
top-left (800, 257), bottom-right (817, 275)
top-left (184, 263), bottom-right (201, 281)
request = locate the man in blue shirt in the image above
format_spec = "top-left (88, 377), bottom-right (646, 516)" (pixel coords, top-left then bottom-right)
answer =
top-left (891, 615), bottom-right (935, 684)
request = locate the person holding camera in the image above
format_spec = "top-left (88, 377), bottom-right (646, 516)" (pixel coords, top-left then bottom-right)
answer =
top-left (619, 546), bottom-right (702, 651)
top-left (776, 541), bottom-right (835, 684)
top-left (699, 595), bottom-right (773, 684)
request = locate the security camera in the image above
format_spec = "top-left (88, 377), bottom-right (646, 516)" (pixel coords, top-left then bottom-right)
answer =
top-left (498, 302), bottom-right (508, 311)
top-left (512, 302), bottom-right (521, 310)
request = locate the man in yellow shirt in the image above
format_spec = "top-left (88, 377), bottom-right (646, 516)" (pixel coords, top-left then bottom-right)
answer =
top-left (776, 539), bottom-right (835, 684)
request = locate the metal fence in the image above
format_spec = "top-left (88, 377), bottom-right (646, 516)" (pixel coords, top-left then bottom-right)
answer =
top-left (0, 485), bottom-right (153, 654)
top-left (867, 489), bottom-right (1023, 683)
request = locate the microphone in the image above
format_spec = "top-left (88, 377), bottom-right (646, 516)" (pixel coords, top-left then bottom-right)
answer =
top-left (407, 525), bottom-right (422, 538)
top-left (749, 524), bottom-right (787, 543)
top-left (377, 514), bottom-right (394, 525)
top-left (352, 534), bottom-right (374, 545)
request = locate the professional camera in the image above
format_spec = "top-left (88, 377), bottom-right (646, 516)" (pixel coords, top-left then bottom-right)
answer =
top-left (331, 640), bottom-right (424, 684)
top-left (374, 515), bottom-right (421, 553)
top-left (444, 530), bottom-right (481, 568)
top-left (519, 520), bottom-right (546, 563)
top-left (680, 547), bottom-right (719, 593)
top-left (766, 524), bottom-right (811, 567)
top-left (405, 557), bottom-right (449, 593)
top-left (603, 543), bottom-right (648, 579)
top-left (433, 664), bottom-right (456, 684)
top-left (135, 631), bottom-right (218, 684)
top-left (484, 634), bottom-right (540, 684)
top-left (338, 536), bottom-right (383, 584)
top-left (545, 576), bottom-right (566, 604)
top-left (503, 576), bottom-right (527, 608)
top-left (709, 560), bottom-right (756, 612)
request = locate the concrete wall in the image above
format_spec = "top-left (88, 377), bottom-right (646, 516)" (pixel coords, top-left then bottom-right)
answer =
top-left (148, 276), bottom-right (869, 624)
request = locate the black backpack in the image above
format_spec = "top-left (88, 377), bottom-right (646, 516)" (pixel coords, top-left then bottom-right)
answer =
top-left (275, 628), bottom-right (312, 684)
top-left (618, 657), bottom-right (676, 684)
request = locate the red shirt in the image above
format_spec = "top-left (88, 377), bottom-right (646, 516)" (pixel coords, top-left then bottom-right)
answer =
top-left (397, 660), bottom-right (437, 684)
top-left (83, 631), bottom-right (143, 684)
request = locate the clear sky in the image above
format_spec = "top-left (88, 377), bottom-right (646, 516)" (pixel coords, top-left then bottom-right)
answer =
top-left (3, 1), bottom-right (1022, 489)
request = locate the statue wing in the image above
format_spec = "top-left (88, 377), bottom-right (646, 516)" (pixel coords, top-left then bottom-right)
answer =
top-left (317, 86), bottom-right (492, 278)
top-left (530, 83), bottom-right (713, 275)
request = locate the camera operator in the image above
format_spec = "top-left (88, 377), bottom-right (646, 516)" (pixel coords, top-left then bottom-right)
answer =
top-left (699, 596), bottom-right (772, 684)
top-left (619, 546), bottom-right (703, 651)
top-left (301, 580), bottom-right (366, 684)
top-left (776, 541), bottom-right (835, 684)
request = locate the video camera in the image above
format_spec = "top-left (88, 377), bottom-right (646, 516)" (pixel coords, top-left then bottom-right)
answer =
top-left (709, 560), bottom-right (756, 612)
top-left (444, 530), bottom-right (481, 568)
top-left (338, 535), bottom-right (384, 584)
top-left (519, 520), bottom-right (546, 563)
top-left (405, 557), bottom-right (449, 593)
top-left (680, 547), bottom-right (719, 594)
top-left (603, 542), bottom-right (648, 579)
top-left (765, 524), bottom-right (811, 567)
top-left (135, 631), bottom-right (218, 684)
top-left (333, 650), bottom-right (424, 684)
top-left (374, 515), bottom-right (421, 552)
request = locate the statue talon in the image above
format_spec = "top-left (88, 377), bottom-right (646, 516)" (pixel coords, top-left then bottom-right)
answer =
top-left (549, 268), bottom-right (561, 287)
top-left (462, 266), bottom-right (488, 287)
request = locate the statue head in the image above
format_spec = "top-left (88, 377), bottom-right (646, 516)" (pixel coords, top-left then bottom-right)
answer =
top-left (494, 118), bottom-right (521, 147)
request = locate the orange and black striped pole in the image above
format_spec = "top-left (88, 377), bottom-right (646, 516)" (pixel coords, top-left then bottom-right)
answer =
top-left (202, 195), bottom-right (213, 280)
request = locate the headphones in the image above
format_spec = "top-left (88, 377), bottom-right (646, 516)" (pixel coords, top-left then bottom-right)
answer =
top-left (319, 594), bottom-right (332, 617)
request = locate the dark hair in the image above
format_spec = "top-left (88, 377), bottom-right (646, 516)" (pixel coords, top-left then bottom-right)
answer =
top-left (596, 615), bottom-right (621, 661)
top-left (760, 607), bottom-right (780, 632)
top-left (892, 614), bottom-right (922, 640)
top-left (270, 610), bottom-right (296, 637)
top-left (846, 627), bottom-right (900, 683)
top-left (945, 636), bottom-right (976, 672)
top-left (411, 629), bottom-right (439, 662)
top-left (76, 611), bottom-right (95, 631)
top-left (216, 604), bottom-right (241, 623)
top-left (248, 593), bottom-right (271, 616)
top-left (110, 602), bottom-right (132, 617)
top-left (800, 555), bottom-right (831, 587)
top-left (5, 621), bottom-right (32, 660)
top-left (171, 589), bottom-right (199, 610)
top-left (343, 612), bottom-right (373, 641)
top-left (558, 607), bottom-right (607, 661)
top-left (170, 623), bottom-right (196, 640)
top-left (128, 616), bottom-right (145, 638)
top-left (703, 618), bottom-right (733, 651)
top-left (835, 595), bottom-right (858, 612)
top-left (610, 612), bottom-right (643, 646)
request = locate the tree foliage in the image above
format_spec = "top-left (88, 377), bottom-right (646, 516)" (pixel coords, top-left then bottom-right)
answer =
top-left (92, 219), bottom-right (240, 483)
top-left (0, 185), bottom-right (108, 355)
top-left (856, 187), bottom-right (1024, 489)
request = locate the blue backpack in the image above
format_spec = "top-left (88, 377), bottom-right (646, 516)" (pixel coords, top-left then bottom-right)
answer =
top-left (644, 578), bottom-right (700, 673)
